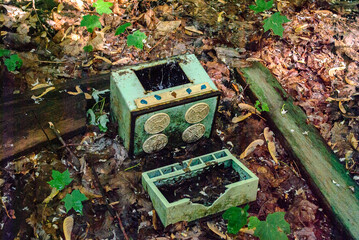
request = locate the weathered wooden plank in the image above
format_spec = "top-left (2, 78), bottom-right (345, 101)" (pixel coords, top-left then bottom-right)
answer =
top-left (234, 62), bottom-right (359, 239)
top-left (0, 73), bottom-right (111, 162)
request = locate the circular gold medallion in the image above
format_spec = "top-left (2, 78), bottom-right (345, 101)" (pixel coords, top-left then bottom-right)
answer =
top-left (182, 124), bottom-right (206, 143)
top-left (185, 103), bottom-right (210, 123)
top-left (144, 113), bottom-right (170, 134)
top-left (142, 134), bottom-right (168, 153)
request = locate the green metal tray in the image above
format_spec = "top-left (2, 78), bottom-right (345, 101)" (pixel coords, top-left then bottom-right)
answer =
top-left (142, 149), bottom-right (259, 226)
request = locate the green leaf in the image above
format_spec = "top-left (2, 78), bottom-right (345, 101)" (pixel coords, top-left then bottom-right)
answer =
top-left (4, 54), bottom-right (23, 72)
top-left (115, 22), bottom-right (131, 36)
top-left (87, 109), bottom-right (96, 125)
top-left (249, 0), bottom-right (273, 13)
top-left (93, 0), bottom-right (113, 15)
top-left (92, 89), bottom-right (110, 102)
top-left (97, 114), bottom-right (109, 132)
top-left (80, 15), bottom-right (102, 33)
top-left (0, 49), bottom-right (11, 57)
top-left (261, 103), bottom-right (269, 112)
top-left (248, 216), bottom-right (261, 229)
top-left (248, 212), bottom-right (290, 240)
top-left (62, 190), bottom-right (88, 215)
top-left (254, 100), bottom-right (269, 112)
top-left (263, 12), bottom-right (290, 37)
top-left (127, 30), bottom-right (147, 50)
top-left (255, 100), bottom-right (261, 112)
top-left (47, 169), bottom-right (73, 191)
top-left (83, 45), bottom-right (93, 53)
top-left (223, 205), bottom-right (249, 234)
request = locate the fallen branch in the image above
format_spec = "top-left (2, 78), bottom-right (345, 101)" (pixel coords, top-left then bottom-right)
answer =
top-left (86, 154), bottom-right (129, 240)
top-left (49, 122), bottom-right (81, 170)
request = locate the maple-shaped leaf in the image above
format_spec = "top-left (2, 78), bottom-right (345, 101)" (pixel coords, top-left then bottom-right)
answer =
top-left (249, 0), bottom-right (273, 13)
top-left (223, 205), bottom-right (249, 234)
top-left (248, 212), bottom-right (290, 240)
top-left (93, 0), bottom-right (113, 15)
top-left (115, 22), bottom-right (131, 36)
top-left (127, 30), bottom-right (147, 49)
top-left (83, 45), bottom-right (93, 52)
top-left (48, 169), bottom-right (73, 191)
top-left (80, 15), bottom-right (102, 33)
top-left (62, 190), bottom-right (88, 215)
top-left (0, 49), bottom-right (11, 57)
top-left (4, 54), bottom-right (22, 72)
top-left (263, 12), bottom-right (290, 37)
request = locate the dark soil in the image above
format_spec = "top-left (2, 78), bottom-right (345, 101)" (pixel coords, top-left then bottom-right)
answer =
top-left (157, 163), bottom-right (241, 206)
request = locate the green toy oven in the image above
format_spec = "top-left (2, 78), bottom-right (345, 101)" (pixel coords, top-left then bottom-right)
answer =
top-left (110, 54), bottom-right (220, 156)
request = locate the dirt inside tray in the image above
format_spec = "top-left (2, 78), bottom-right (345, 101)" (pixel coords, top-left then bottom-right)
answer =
top-left (157, 163), bottom-right (242, 206)
top-left (135, 62), bottom-right (190, 91)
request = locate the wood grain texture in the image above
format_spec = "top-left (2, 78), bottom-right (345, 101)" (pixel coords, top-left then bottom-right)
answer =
top-left (235, 62), bottom-right (359, 240)
top-left (0, 73), bottom-right (110, 161)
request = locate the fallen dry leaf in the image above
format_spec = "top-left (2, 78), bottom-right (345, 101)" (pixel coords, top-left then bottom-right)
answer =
top-left (31, 83), bottom-right (52, 90)
top-left (238, 103), bottom-right (259, 114)
top-left (184, 26), bottom-right (203, 35)
top-left (239, 227), bottom-right (255, 235)
top-left (328, 66), bottom-right (345, 77)
top-left (207, 222), bottom-right (227, 239)
top-left (326, 96), bottom-right (352, 102)
top-left (240, 139), bottom-right (264, 159)
top-left (31, 87), bottom-right (55, 99)
top-left (348, 133), bottom-right (358, 150)
top-left (63, 216), bottom-right (74, 240)
top-left (232, 112), bottom-right (252, 123)
top-left (338, 101), bottom-right (346, 114)
top-left (155, 20), bottom-right (181, 36)
top-left (264, 127), bottom-right (279, 164)
top-left (67, 85), bottom-right (83, 95)
top-left (75, 186), bottom-right (102, 199)
top-left (94, 55), bottom-right (112, 64)
top-left (345, 76), bottom-right (358, 86)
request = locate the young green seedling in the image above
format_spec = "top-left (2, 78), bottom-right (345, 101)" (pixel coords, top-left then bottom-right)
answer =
top-left (62, 189), bottom-right (88, 215)
top-left (248, 212), bottom-right (290, 240)
top-left (48, 169), bottom-right (73, 191)
top-left (263, 12), bottom-right (290, 37)
top-left (93, 0), bottom-right (113, 15)
top-left (255, 100), bottom-right (269, 112)
top-left (87, 89), bottom-right (110, 132)
top-left (223, 205), bottom-right (291, 240)
top-left (249, 0), bottom-right (273, 13)
top-left (80, 15), bottom-right (102, 33)
top-left (223, 205), bottom-right (249, 234)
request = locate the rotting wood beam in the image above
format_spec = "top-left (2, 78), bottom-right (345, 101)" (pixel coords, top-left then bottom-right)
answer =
top-left (0, 73), bottom-right (111, 162)
top-left (234, 62), bottom-right (359, 240)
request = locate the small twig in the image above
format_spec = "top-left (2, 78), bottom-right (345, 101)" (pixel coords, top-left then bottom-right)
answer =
top-left (48, 122), bottom-right (81, 169)
top-left (124, 162), bottom-right (141, 171)
top-left (87, 155), bottom-right (129, 240)
top-left (148, 34), bottom-right (168, 53)
top-left (119, 44), bottom-right (127, 58)
top-left (114, 209), bottom-right (129, 240)
top-left (1, 197), bottom-right (14, 219)
top-left (36, 60), bottom-right (66, 64)
top-left (32, 0), bottom-right (48, 32)
top-left (31, 110), bottom-right (54, 151)
top-left (187, 158), bottom-right (193, 168)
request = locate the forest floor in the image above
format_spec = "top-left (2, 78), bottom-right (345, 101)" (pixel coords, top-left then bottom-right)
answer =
top-left (0, 0), bottom-right (359, 239)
